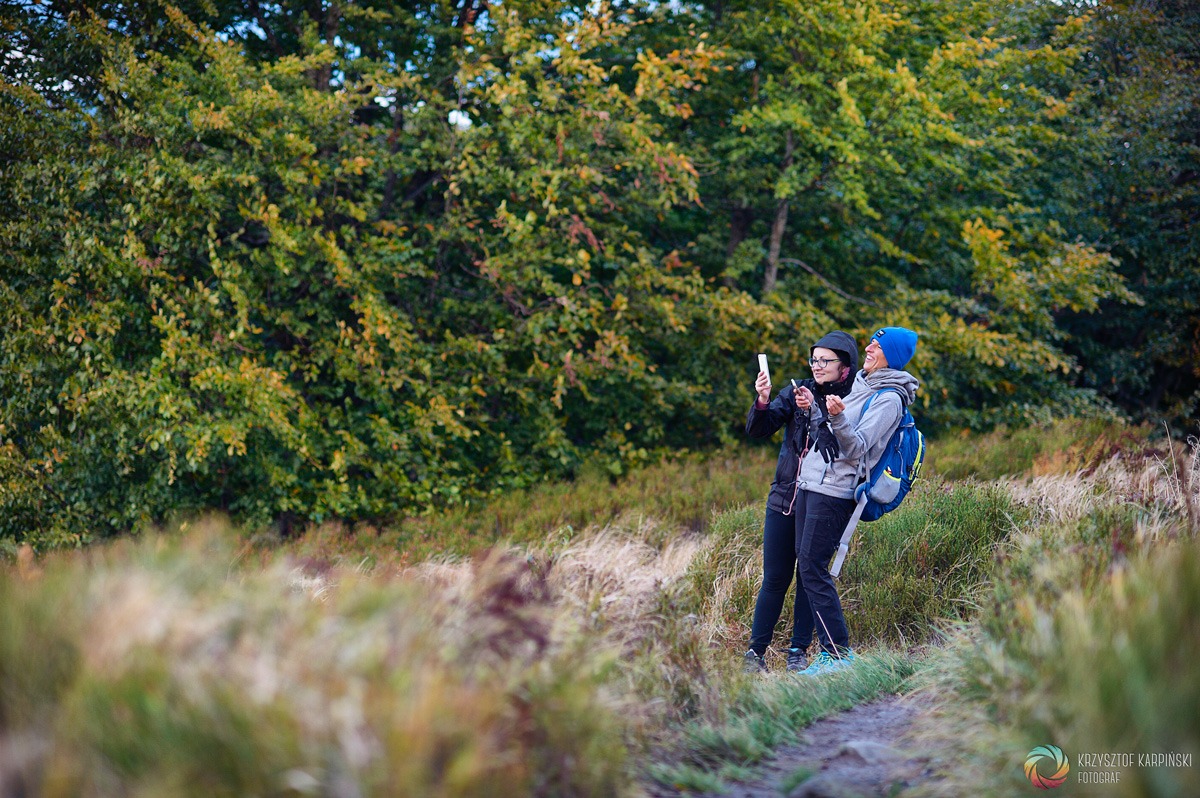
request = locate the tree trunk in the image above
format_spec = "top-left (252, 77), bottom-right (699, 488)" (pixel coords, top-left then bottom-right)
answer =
top-left (378, 104), bottom-right (406, 220)
top-left (762, 131), bottom-right (795, 295)
top-left (307, 1), bottom-right (341, 91)
top-left (456, 0), bottom-right (488, 28)
top-left (247, 0), bottom-right (283, 57)
top-left (726, 205), bottom-right (752, 259)
top-left (762, 199), bottom-right (789, 295)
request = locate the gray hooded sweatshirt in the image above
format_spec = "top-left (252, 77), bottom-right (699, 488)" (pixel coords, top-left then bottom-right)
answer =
top-left (797, 367), bottom-right (920, 501)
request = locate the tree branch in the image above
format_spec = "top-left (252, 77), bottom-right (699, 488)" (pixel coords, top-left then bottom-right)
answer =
top-left (455, 0), bottom-right (488, 28)
top-left (246, 0), bottom-right (283, 58)
top-left (778, 257), bottom-right (880, 307)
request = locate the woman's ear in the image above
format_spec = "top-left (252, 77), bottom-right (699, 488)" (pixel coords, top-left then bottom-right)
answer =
top-left (840, 366), bottom-right (851, 382)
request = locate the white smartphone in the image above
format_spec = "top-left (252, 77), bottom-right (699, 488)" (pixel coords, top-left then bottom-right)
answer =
top-left (757, 353), bottom-right (770, 385)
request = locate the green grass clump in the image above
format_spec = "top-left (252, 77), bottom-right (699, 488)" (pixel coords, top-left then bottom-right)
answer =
top-left (930, 419), bottom-right (1153, 480)
top-left (644, 761), bottom-right (727, 794)
top-left (840, 478), bottom-right (1025, 645)
top-left (779, 765), bottom-right (818, 795)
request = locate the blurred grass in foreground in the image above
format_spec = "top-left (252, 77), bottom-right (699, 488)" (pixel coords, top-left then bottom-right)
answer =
top-left (0, 530), bottom-right (631, 797)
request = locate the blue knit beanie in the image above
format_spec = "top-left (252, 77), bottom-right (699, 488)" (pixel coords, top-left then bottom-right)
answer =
top-left (870, 327), bottom-right (918, 370)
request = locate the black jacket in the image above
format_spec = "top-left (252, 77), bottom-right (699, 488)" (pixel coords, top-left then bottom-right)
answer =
top-left (744, 331), bottom-right (858, 514)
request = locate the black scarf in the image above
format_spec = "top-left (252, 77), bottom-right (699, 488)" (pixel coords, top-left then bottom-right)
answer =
top-left (794, 368), bottom-right (855, 455)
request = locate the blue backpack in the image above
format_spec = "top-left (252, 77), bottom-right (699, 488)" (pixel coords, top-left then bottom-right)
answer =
top-left (853, 388), bottom-right (926, 522)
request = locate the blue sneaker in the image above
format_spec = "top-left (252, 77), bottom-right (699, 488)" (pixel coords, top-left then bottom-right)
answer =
top-left (797, 649), bottom-right (856, 676)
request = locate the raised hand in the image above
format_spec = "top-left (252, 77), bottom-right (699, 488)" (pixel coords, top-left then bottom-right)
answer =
top-left (755, 371), bottom-right (772, 404)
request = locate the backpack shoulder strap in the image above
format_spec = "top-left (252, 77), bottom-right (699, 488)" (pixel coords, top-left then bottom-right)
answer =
top-left (857, 387), bottom-right (906, 424)
top-left (853, 387), bottom-right (908, 481)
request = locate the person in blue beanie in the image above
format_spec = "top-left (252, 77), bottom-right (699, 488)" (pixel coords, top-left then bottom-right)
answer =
top-left (790, 326), bottom-right (920, 676)
top-left (742, 331), bottom-right (858, 674)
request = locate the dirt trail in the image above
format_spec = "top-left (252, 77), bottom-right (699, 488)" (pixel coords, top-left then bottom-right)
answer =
top-left (654, 693), bottom-right (933, 798)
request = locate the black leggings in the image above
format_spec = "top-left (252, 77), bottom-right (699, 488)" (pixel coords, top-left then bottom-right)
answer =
top-left (748, 492), bottom-right (856, 657)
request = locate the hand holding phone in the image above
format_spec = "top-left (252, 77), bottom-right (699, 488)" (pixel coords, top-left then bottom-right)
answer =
top-left (792, 379), bottom-right (814, 410)
top-left (754, 354), bottom-right (772, 404)
top-left (754, 372), bottom-right (771, 403)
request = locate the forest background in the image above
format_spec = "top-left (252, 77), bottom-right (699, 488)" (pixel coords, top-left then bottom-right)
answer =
top-left (1, 0), bottom-right (1197, 547)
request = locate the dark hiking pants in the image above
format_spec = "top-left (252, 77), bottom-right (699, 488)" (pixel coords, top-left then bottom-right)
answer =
top-left (748, 507), bottom-right (806, 656)
top-left (794, 490), bottom-right (856, 655)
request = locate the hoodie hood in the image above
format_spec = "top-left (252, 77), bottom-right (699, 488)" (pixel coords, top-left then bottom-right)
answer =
top-left (811, 330), bottom-right (858, 372)
top-left (859, 367), bottom-right (919, 405)
top-left (809, 330), bottom-right (858, 397)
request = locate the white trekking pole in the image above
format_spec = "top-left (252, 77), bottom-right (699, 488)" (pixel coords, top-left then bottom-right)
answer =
top-left (830, 494), bottom-right (868, 578)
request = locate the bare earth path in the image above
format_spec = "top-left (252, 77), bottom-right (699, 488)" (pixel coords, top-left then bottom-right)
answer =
top-left (650, 693), bottom-right (934, 798)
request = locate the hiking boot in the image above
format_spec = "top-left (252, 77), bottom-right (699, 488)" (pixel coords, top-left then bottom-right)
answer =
top-left (742, 649), bottom-right (767, 674)
top-left (786, 647), bottom-right (809, 673)
top-left (798, 649), bottom-right (856, 676)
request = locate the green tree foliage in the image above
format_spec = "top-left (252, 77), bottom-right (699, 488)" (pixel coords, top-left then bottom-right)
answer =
top-left (0, 0), bottom-right (1190, 545)
top-left (650, 0), bottom-right (1141, 427)
top-left (0, 3), bottom-right (769, 545)
top-left (1042, 0), bottom-right (1200, 420)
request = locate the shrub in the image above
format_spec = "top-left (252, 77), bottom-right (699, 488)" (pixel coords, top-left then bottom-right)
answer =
top-left (840, 479), bottom-right (1024, 645)
top-left (0, 6), bottom-right (772, 547)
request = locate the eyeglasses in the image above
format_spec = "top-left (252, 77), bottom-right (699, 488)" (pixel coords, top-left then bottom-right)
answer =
top-left (808, 357), bottom-right (841, 368)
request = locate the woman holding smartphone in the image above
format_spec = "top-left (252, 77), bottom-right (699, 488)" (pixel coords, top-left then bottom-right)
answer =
top-left (742, 331), bottom-right (858, 674)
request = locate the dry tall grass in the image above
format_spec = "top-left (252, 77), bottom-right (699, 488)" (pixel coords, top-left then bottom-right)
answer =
top-left (905, 437), bottom-right (1200, 798)
top-left (2, 420), bottom-right (1176, 795)
top-left (0, 512), bottom-right (732, 796)
top-left (0, 526), bottom-right (636, 797)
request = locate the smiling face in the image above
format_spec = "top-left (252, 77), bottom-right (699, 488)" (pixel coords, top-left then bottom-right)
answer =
top-left (810, 346), bottom-right (845, 384)
top-left (863, 338), bottom-right (888, 374)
